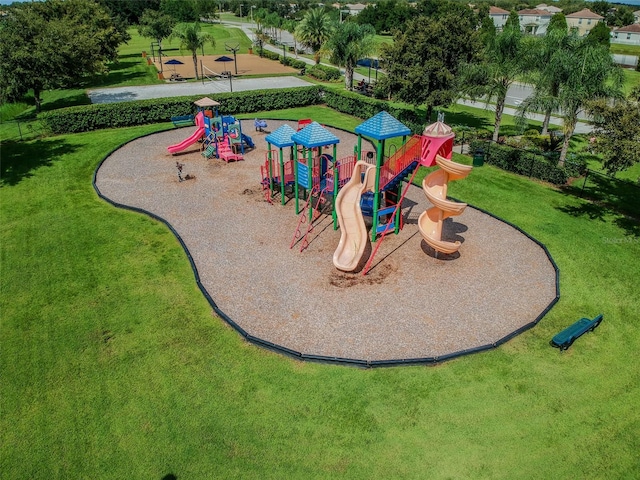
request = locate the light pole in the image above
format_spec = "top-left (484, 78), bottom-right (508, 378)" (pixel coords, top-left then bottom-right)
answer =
top-left (251, 5), bottom-right (256, 25)
top-left (239, 4), bottom-right (243, 21)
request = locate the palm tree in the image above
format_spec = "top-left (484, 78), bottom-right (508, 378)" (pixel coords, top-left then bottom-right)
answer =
top-left (457, 11), bottom-right (527, 143)
top-left (520, 13), bottom-right (569, 135)
top-left (169, 22), bottom-right (215, 80)
top-left (522, 36), bottom-right (623, 165)
top-left (282, 19), bottom-right (300, 58)
top-left (457, 11), bottom-right (529, 142)
top-left (295, 8), bottom-right (335, 64)
top-left (322, 22), bottom-right (376, 90)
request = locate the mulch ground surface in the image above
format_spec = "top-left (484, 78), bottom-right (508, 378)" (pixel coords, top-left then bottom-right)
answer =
top-left (95, 120), bottom-right (558, 362)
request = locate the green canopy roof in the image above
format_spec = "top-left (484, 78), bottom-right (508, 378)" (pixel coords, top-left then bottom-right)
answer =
top-left (355, 111), bottom-right (411, 141)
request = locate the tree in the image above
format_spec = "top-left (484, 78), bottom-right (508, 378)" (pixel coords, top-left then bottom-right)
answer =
top-left (161, 0), bottom-right (198, 22)
top-left (381, 6), bottom-right (482, 120)
top-left (138, 9), bottom-right (176, 74)
top-left (587, 86), bottom-right (640, 175)
top-left (457, 11), bottom-right (527, 142)
top-left (585, 21), bottom-right (611, 48)
top-left (0, 0), bottom-right (129, 112)
top-left (323, 22), bottom-right (377, 90)
top-left (356, 0), bottom-right (413, 34)
top-left (520, 35), bottom-right (623, 165)
top-left (282, 19), bottom-right (301, 58)
top-left (96, 0), bottom-right (161, 24)
top-left (169, 22), bottom-right (215, 79)
top-left (521, 13), bottom-right (568, 135)
top-left (295, 8), bottom-right (335, 64)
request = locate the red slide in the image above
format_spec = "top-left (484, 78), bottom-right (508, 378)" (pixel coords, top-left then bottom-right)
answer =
top-left (167, 112), bottom-right (205, 154)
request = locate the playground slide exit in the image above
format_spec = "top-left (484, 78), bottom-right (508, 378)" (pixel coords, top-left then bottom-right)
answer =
top-left (167, 112), bottom-right (205, 154)
top-left (333, 161), bottom-right (376, 272)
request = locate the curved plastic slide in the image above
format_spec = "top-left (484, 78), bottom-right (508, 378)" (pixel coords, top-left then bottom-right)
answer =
top-left (333, 161), bottom-right (375, 272)
top-left (167, 112), bottom-right (205, 154)
top-left (418, 156), bottom-right (472, 255)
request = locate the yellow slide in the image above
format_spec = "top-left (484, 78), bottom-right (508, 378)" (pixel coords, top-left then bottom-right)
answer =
top-left (333, 161), bottom-right (376, 272)
top-left (418, 156), bottom-right (473, 255)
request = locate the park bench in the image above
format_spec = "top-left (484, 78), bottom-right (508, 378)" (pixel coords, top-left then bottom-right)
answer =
top-left (551, 314), bottom-right (603, 351)
top-left (171, 115), bottom-right (195, 128)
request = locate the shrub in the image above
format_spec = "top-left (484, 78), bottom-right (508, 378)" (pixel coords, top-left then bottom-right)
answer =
top-left (469, 139), bottom-right (569, 185)
top-left (307, 64), bottom-right (341, 81)
top-left (39, 86), bottom-right (323, 134)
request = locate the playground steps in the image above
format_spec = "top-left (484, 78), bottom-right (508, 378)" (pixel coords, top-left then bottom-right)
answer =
top-left (360, 161), bottom-right (419, 217)
top-left (551, 314), bottom-right (603, 350)
top-left (202, 144), bottom-right (216, 159)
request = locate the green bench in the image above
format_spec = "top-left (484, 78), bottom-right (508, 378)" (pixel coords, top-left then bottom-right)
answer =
top-left (551, 314), bottom-right (603, 351)
top-left (171, 115), bottom-right (195, 128)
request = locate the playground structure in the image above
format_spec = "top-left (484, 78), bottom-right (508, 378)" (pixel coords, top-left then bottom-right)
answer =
top-left (167, 97), bottom-right (254, 160)
top-left (418, 156), bottom-right (473, 255)
top-left (98, 121), bottom-right (559, 364)
top-left (259, 111), bottom-right (471, 272)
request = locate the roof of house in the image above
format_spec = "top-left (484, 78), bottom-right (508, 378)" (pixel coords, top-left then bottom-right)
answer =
top-left (614, 24), bottom-right (640, 33)
top-left (489, 6), bottom-right (510, 15)
top-left (566, 8), bottom-right (604, 20)
top-left (518, 8), bottom-right (552, 16)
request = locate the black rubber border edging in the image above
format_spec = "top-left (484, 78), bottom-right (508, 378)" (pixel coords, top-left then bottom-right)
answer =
top-left (93, 125), bottom-right (560, 369)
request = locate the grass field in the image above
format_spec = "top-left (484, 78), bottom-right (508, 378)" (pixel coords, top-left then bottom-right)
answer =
top-left (1, 107), bottom-right (638, 479)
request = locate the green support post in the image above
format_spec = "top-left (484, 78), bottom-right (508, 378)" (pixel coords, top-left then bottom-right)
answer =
top-left (371, 139), bottom-right (385, 242)
top-left (267, 143), bottom-right (274, 195)
top-left (394, 182), bottom-right (401, 234)
top-left (294, 142), bottom-right (300, 214)
top-left (279, 148), bottom-right (286, 205)
top-left (307, 147), bottom-right (314, 222)
top-left (332, 143), bottom-right (338, 229)
top-left (356, 135), bottom-right (362, 160)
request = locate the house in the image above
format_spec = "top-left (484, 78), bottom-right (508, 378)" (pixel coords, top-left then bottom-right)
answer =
top-left (518, 8), bottom-right (552, 35)
top-left (566, 8), bottom-right (604, 36)
top-left (612, 24), bottom-right (640, 46)
top-left (346, 3), bottom-right (367, 16)
top-left (634, 10), bottom-right (640, 24)
top-left (489, 6), bottom-right (510, 30)
top-left (536, 4), bottom-right (562, 14)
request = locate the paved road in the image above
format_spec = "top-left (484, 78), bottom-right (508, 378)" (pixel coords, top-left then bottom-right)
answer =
top-left (87, 76), bottom-right (312, 104)
top-left (88, 19), bottom-right (593, 133)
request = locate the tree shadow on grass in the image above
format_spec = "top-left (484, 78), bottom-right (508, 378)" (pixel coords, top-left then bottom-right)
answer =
top-left (558, 173), bottom-right (640, 237)
top-left (438, 109), bottom-right (493, 131)
top-left (0, 139), bottom-right (78, 187)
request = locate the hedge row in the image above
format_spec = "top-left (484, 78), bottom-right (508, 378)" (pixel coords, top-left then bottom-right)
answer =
top-left (256, 49), bottom-right (307, 70)
top-left (322, 89), bottom-right (425, 134)
top-left (469, 139), bottom-right (570, 185)
top-left (306, 64), bottom-right (342, 81)
top-left (39, 86), bottom-right (323, 134)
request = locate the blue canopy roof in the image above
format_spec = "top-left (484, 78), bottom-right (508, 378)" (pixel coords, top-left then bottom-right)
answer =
top-left (355, 111), bottom-right (411, 141)
top-left (265, 124), bottom-right (297, 148)
top-left (291, 122), bottom-right (340, 148)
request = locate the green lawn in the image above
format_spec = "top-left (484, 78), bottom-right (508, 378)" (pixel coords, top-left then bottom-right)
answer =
top-left (622, 68), bottom-right (640, 95)
top-left (1, 108), bottom-right (638, 479)
top-left (610, 43), bottom-right (640, 56)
